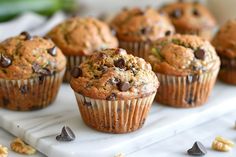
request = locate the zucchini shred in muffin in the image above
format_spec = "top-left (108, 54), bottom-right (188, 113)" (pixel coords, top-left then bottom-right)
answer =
top-left (148, 34), bottom-right (220, 108)
top-left (212, 20), bottom-right (236, 84)
top-left (70, 48), bottom-right (159, 133)
top-left (0, 32), bottom-right (66, 111)
top-left (47, 17), bottom-right (118, 82)
top-left (110, 7), bottom-right (175, 59)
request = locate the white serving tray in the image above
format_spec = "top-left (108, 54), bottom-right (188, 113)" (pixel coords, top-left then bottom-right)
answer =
top-left (0, 82), bottom-right (236, 157)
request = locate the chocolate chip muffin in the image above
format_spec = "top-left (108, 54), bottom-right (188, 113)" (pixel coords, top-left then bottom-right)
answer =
top-left (110, 7), bottom-right (175, 59)
top-left (47, 17), bottom-right (118, 82)
top-left (0, 32), bottom-right (66, 111)
top-left (148, 34), bottom-right (220, 108)
top-left (70, 48), bottom-right (159, 133)
top-left (212, 20), bottom-right (236, 84)
top-left (160, 1), bottom-right (216, 40)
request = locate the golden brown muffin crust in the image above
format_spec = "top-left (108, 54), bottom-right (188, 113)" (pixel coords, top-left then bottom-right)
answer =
top-left (148, 34), bottom-right (220, 76)
top-left (212, 20), bottom-right (236, 59)
top-left (110, 7), bottom-right (175, 42)
top-left (0, 32), bottom-right (66, 80)
top-left (47, 17), bottom-right (118, 56)
top-left (70, 48), bottom-right (159, 100)
top-left (160, 1), bottom-right (216, 39)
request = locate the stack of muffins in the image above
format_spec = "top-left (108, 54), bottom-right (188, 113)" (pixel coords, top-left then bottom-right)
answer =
top-left (1, 0), bottom-right (235, 134)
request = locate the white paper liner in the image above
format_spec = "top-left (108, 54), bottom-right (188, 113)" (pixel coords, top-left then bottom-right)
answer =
top-left (156, 69), bottom-right (219, 108)
top-left (74, 92), bottom-right (156, 133)
top-left (0, 69), bottom-right (65, 111)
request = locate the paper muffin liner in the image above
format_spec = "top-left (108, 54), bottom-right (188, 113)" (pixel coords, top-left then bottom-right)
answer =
top-left (218, 57), bottom-right (236, 84)
top-left (119, 41), bottom-right (151, 60)
top-left (74, 92), bottom-right (156, 133)
top-left (155, 69), bottom-right (219, 108)
top-left (64, 55), bottom-right (87, 82)
top-left (0, 69), bottom-right (65, 111)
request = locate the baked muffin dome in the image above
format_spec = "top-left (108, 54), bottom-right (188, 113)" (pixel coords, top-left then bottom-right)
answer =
top-left (148, 34), bottom-right (220, 76)
top-left (110, 7), bottom-right (175, 42)
top-left (47, 17), bottom-right (118, 56)
top-left (0, 32), bottom-right (66, 80)
top-left (160, 1), bottom-right (216, 40)
top-left (212, 20), bottom-right (236, 58)
top-left (70, 48), bottom-right (159, 100)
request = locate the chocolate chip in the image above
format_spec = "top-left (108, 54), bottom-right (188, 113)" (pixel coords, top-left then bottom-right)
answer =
top-left (19, 85), bottom-right (28, 94)
top-left (0, 54), bottom-right (12, 68)
top-left (106, 93), bottom-right (117, 101)
top-left (193, 8), bottom-right (200, 16)
top-left (47, 46), bottom-right (57, 56)
top-left (70, 67), bottom-right (82, 78)
top-left (114, 58), bottom-right (125, 69)
top-left (20, 31), bottom-right (32, 40)
top-left (187, 141), bottom-right (207, 156)
top-left (165, 30), bottom-right (171, 36)
top-left (118, 81), bottom-right (130, 92)
top-left (97, 65), bottom-right (108, 73)
top-left (140, 27), bottom-right (151, 35)
top-left (32, 63), bottom-right (52, 76)
top-left (108, 77), bottom-right (120, 85)
top-left (56, 126), bottom-right (75, 142)
top-left (170, 9), bottom-right (182, 18)
top-left (194, 49), bottom-right (205, 60)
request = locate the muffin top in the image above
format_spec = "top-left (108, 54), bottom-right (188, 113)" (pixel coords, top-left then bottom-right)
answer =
top-left (70, 48), bottom-right (159, 100)
top-left (0, 32), bottom-right (66, 80)
top-left (212, 20), bottom-right (236, 58)
top-left (160, 1), bottom-right (216, 36)
top-left (148, 34), bottom-right (220, 76)
top-left (110, 7), bottom-right (175, 42)
top-left (47, 17), bottom-right (118, 56)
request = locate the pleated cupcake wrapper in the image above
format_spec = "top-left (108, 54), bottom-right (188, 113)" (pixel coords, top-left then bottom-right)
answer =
top-left (64, 55), bottom-right (87, 82)
top-left (0, 69), bottom-right (65, 111)
top-left (156, 69), bottom-right (219, 108)
top-left (74, 92), bottom-right (156, 134)
top-left (218, 57), bottom-right (236, 84)
top-left (119, 41), bottom-right (150, 59)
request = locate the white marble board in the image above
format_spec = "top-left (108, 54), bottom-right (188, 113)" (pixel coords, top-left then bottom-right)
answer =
top-left (0, 82), bottom-right (236, 157)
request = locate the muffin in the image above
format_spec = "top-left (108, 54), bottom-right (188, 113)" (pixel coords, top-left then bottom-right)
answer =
top-left (148, 34), bottom-right (220, 108)
top-left (70, 48), bottom-right (159, 133)
top-left (160, 1), bottom-right (216, 40)
top-left (47, 17), bottom-right (118, 82)
top-left (0, 32), bottom-right (66, 111)
top-left (110, 7), bottom-right (175, 59)
top-left (212, 20), bottom-right (236, 84)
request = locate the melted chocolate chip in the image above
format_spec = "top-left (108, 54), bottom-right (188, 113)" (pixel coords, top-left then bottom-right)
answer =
top-left (32, 63), bottom-right (52, 76)
top-left (20, 85), bottom-right (28, 94)
top-left (165, 30), bottom-right (171, 36)
top-left (47, 46), bottom-right (57, 56)
top-left (187, 141), bottom-right (207, 156)
top-left (118, 82), bottom-right (130, 92)
top-left (170, 9), bottom-right (182, 18)
top-left (194, 49), bottom-right (205, 60)
top-left (70, 67), bottom-right (82, 78)
top-left (114, 58), bottom-right (125, 69)
top-left (106, 93), bottom-right (117, 101)
top-left (0, 54), bottom-right (12, 68)
top-left (56, 126), bottom-right (76, 142)
top-left (20, 31), bottom-right (32, 40)
top-left (193, 8), bottom-right (200, 16)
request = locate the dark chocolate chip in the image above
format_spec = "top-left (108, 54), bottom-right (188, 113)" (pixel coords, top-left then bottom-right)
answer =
top-left (70, 67), bottom-right (82, 78)
top-left (193, 8), bottom-right (200, 16)
top-left (19, 85), bottom-right (28, 94)
top-left (47, 46), bottom-right (57, 56)
top-left (2, 97), bottom-right (10, 107)
top-left (0, 54), bottom-right (12, 68)
top-left (32, 63), bottom-right (52, 76)
top-left (187, 141), bottom-right (207, 156)
top-left (108, 77), bottom-right (120, 85)
top-left (20, 31), bottom-right (32, 40)
top-left (106, 93), bottom-right (117, 101)
top-left (194, 49), bottom-right (205, 60)
top-left (56, 126), bottom-right (75, 142)
top-left (170, 9), bottom-right (182, 18)
top-left (114, 58), bottom-right (125, 69)
top-left (118, 81), bottom-right (130, 92)
top-left (165, 30), bottom-right (171, 36)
